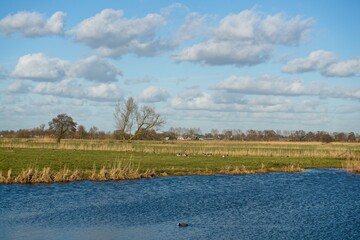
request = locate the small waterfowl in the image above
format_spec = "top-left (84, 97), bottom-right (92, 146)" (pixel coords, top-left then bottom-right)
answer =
top-left (177, 223), bottom-right (189, 227)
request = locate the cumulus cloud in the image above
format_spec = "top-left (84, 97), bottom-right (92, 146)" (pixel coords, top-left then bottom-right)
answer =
top-left (0, 11), bottom-right (65, 37)
top-left (282, 50), bottom-right (337, 73)
top-left (174, 12), bottom-right (209, 43)
top-left (174, 41), bottom-right (273, 66)
top-left (282, 50), bottom-right (360, 77)
top-left (11, 53), bottom-right (69, 81)
top-left (33, 79), bottom-right (123, 102)
top-left (70, 8), bottom-right (173, 58)
top-left (174, 9), bottom-right (314, 66)
top-left (138, 86), bottom-right (170, 102)
top-left (11, 53), bottom-right (122, 82)
top-left (69, 56), bottom-right (122, 82)
top-left (259, 13), bottom-right (314, 45)
top-left (322, 58), bottom-right (360, 77)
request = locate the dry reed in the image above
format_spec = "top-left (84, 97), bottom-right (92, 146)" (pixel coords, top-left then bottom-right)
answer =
top-left (342, 160), bottom-right (360, 173)
top-left (0, 161), bottom-right (156, 184)
top-left (219, 164), bottom-right (303, 175)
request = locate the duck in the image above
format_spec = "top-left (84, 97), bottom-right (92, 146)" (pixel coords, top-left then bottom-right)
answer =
top-left (177, 223), bottom-right (189, 227)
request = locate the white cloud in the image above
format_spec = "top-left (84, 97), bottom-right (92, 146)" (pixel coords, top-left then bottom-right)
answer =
top-left (215, 75), bottom-right (360, 100)
top-left (85, 83), bottom-right (123, 101)
top-left (170, 90), bottom-right (308, 113)
top-left (215, 75), bottom-right (306, 96)
top-left (322, 58), bottom-right (360, 77)
top-left (70, 9), bottom-right (171, 57)
top-left (69, 56), bottom-right (122, 82)
top-left (174, 9), bottom-right (314, 66)
top-left (282, 50), bottom-right (337, 73)
top-left (174, 41), bottom-right (273, 66)
top-left (215, 10), bottom-right (258, 41)
top-left (11, 53), bottom-right (122, 82)
top-left (174, 12), bottom-right (209, 43)
top-left (138, 86), bottom-right (170, 102)
top-left (259, 13), bottom-right (314, 45)
top-left (32, 79), bottom-right (123, 102)
top-left (282, 50), bottom-right (360, 77)
top-left (7, 80), bottom-right (32, 93)
top-left (11, 53), bottom-right (69, 81)
top-left (0, 11), bottom-right (65, 37)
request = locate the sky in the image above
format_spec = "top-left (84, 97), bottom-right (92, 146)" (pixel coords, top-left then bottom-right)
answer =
top-left (0, 0), bottom-right (359, 133)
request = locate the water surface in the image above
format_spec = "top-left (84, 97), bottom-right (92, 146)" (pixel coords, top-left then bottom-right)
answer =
top-left (1, 169), bottom-right (360, 239)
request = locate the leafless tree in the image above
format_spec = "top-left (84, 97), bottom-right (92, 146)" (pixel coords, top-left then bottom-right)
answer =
top-left (114, 97), bottom-right (138, 140)
top-left (114, 97), bottom-right (165, 140)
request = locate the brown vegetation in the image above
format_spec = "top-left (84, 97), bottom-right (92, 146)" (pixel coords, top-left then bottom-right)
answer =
top-left (343, 160), bottom-right (360, 173)
top-left (0, 162), bottom-right (156, 184)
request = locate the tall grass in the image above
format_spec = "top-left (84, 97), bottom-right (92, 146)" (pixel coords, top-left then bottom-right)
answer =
top-left (0, 161), bottom-right (155, 184)
top-left (343, 160), bottom-right (360, 173)
top-left (0, 162), bottom-right (303, 184)
top-left (219, 164), bottom-right (303, 175)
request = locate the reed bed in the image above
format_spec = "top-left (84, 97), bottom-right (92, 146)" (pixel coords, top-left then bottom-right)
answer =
top-left (342, 160), bottom-right (360, 173)
top-left (0, 162), bottom-right (303, 184)
top-left (0, 161), bottom-right (155, 184)
top-left (219, 164), bottom-right (303, 175)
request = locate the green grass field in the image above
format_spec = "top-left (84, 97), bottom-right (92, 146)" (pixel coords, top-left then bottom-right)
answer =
top-left (1, 138), bottom-right (359, 180)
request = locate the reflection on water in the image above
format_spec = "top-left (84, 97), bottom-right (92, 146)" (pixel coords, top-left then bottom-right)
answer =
top-left (1, 169), bottom-right (360, 240)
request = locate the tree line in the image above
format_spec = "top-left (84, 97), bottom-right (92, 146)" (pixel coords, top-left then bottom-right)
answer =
top-left (1, 126), bottom-right (358, 143)
top-left (0, 97), bottom-right (359, 143)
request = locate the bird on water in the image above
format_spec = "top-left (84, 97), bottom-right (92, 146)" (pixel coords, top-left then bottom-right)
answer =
top-left (177, 223), bottom-right (189, 227)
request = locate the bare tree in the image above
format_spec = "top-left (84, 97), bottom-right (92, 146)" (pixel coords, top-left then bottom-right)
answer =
top-left (131, 106), bottom-right (165, 140)
top-left (114, 97), bottom-right (138, 140)
top-left (48, 113), bottom-right (77, 143)
top-left (114, 97), bottom-right (165, 140)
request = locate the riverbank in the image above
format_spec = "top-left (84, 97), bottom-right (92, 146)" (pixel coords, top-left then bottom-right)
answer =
top-left (0, 139), bottom-right (359, 183)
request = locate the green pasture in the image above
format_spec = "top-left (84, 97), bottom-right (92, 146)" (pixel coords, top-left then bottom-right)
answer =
top-left (0, 142), bottom-right (349, 176)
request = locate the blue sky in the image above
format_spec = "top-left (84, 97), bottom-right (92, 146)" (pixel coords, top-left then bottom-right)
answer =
top-left (0, 0), bottom-right (359, 133)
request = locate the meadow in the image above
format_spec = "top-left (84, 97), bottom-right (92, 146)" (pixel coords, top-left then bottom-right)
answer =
top-left (0, 138), bottom-right (359, 183)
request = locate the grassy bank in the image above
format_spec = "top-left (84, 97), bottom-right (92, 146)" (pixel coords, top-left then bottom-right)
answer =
top-left (0, 138), bottom-right (359, 183)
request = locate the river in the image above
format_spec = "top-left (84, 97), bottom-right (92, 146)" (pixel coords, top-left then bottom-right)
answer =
top-left (1, 169), bottom-right (360, 239)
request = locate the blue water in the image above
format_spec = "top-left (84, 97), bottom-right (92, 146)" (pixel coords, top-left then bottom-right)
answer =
top-left (1, 169), bottom-right (360, 240)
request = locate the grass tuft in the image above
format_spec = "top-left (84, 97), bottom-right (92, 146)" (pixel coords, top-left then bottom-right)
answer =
top-left (343, 160), bottom-right (360, 173)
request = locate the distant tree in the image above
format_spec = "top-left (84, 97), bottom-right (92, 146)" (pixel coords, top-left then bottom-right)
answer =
top-left (290, 130), bottom-right (306, 141)
top-left (223, 130), bottom-right (233, 140)
top-left (348, 132), bottom-right (356, 142)
top-left (246, 129), bottom-right (259, 141)
top-left (211, 129), bottom-right (219, 139)
top-left (263, 130), bottom-right (279, 141)
top-left (320, 132), bottom-right (334, 143)
top-left (114, 97), bottom-right (165, 140)
top-left (89, 126), bottom-right (98, 139)
top-left (48, 113), bottom-right (77, 143)
top-left (304, 131), bottom-right (316, 141)
top-left (76, 125), bottom-right (87, 139)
